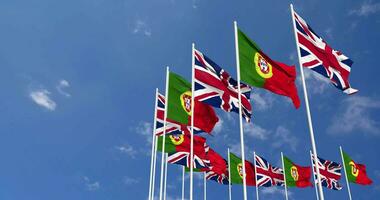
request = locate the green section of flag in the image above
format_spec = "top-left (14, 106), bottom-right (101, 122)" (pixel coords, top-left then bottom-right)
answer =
top-left (185, 167), bottom-right (202, 172)
top-left (342, 151), bottom-right (356, 183)
top-left (238, 29), bottom-right (265, 88)
top-left (167, 72), bottom-right (191, 124)
top-left (283, 156), bottom-right (297, 187)
top-left (156, 135), bottom-right (176, 153)
top-left (229, 152), bottom-right (243, 184)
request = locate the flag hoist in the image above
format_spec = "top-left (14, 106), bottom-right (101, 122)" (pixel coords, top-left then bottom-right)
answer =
top-left (190, 43), bottom-right (195, 200)
top-left (159, 67), bottom-right (170, 200)
top-left (233, 21), bottom-right (249, 200)
top-left (290, 4), bottom-right (325, 200)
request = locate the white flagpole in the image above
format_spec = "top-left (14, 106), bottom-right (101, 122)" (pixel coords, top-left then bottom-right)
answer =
top-left (182, 166), bottom-right (185, 200)
top-left (228, 148), bottom-right (232, 200)
top-left (253, 152), bottom-right (259, 200)
top-left (159, 67), bottom-right (170, 200)
top-left (149, 88), bottom-right (159, 200)
top-left (151, 132), bottom-right (158, 200)
top-left (164, 153), bottom-right (168, 200)
top-left (234, 20), bottom-right (248, 200)
top-left (339, 146), bottom-right (353, 200)
top-left (310, 150), bottom-right (320, 200)
top-left (281, 152), bottom-right (289, 200)
top-left (290, 4), bottom-right (325, 200)
top-left (190, 43), bottom-right (195, 200)
top-left (204, 172), bottom-right (207, 200)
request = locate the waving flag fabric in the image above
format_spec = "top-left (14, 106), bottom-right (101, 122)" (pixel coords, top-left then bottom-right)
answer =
top-left (229, 152), bottom-right (256, 186)
top-left (311, 154), bottom-right (343, 190)
top-left (155, 93), bottom-right (202, 136)
top-left (157, 133), bottom-right (210, 169)
top-left (167, 72), bottom-right (219, 133)
top-left (342, 150), bottom-right (373, 185)
top-left (204, 148), bottom-right (229, 185)
top-left (293, 10), bottom-right (358, 94)
top-left (194, 49), bottom-right (252, 122)
top-left (254, 154), bottom-right (284, 187)
top-left (238, 28), bottom-right (301, 108)
top-left (283, 155), bottom-right (312, 187)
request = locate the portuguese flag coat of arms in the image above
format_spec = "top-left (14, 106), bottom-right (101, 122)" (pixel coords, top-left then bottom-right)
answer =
top-left (237, 28), bottom-right (300, 108)
top-left (283, 155), bottom-right (312, 187)
top-left (342, 150), bottom-right (372, 185)
top-left (229, 152), bottom-right (256, 186)
top-left (167, 72), bottom-right (219, 133)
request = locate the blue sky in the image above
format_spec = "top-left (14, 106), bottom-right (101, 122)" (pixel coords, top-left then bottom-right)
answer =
top-left (1, 0), bottom-right (380, 199)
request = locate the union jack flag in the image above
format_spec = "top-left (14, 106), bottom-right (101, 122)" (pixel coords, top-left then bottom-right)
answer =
top-left (254, 154), bottom-right (284, 187)
top-left (167, 141), bottom-right (210, 169)
top-left (311, 154), bottom-right (343, 190)
top-left (293, 10), bottom-right (358, 94)
top-left (155, 93), bottom-right (201, 136)
top-left (205, 170), bottom-right (229, 185)
top-left (194, 49), bottom-right (252, 122)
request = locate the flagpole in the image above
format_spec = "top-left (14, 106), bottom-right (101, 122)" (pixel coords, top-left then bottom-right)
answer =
top-left (234, 20), bottom-right (248, 200)
top-left (151, 132), bottom-right (158, 200)
top-left (164, 153), bottom-right (168, 200)
top-left (204, 172), bottom-right (207, 200)
top-left (339, 146), bottom-right (353, 200)
top-left (310, 150), bottom-right (320, 200)
top-left (281, 152), bottom-right (289, 200)
top-left (148, 89), bottom-right (159, 200)
top-left (290, 4), bottom-right (325, 200)
top-left (228, 148), bottom-right (232, 200)
top-left (159, 67), bottom-right (170, 200)
top-left (254, 151), bottom-right (259, 200)
top-left (190, 42), bottom-right (195, 200)
top-left (182, 166), bottom-right (185, 200)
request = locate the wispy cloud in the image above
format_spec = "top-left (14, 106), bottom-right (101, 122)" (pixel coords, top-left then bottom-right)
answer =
top-left (328, 96), bottom-right (380, 135)
top-left (115, 144), bottom-right (137, 158)
top-left (261, 187), bottom-right (292, 199)
top-left (349, 1), bottom-right (380, 16)
top-left (250, 92), bottom-right (275, 111)
top-left (272, 126), bottom-right (299, 152)
top-left (29, 89), bottom-right (57, 111)
top-left (83, 176), bottom-right (100, 191)
top-left (301, 69), bottom-right (331, 94)
top-left (123, 176), bottom-right (139, 185)
top-left (132, 19), bottom-right (152, 37)
top-left (244, 122), bottom-right (270, 140)
top-left (136, 121), bottom-right (153, 143)
top-left (213, 118), bottom-right (224, 135)
top-left (56, 79), bottom-right (71, 97)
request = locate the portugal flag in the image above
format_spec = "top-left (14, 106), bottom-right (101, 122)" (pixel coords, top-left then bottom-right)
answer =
top-left (229, 152), bottom-right (256, 186)
top-left (167, 72), bottom-right (219, 133)
top-left (283, 156), bottom-right (312, 187)
top-left (342, 150), bottom-right (372, 185)
top-left (237, 28), bottom-right (300, 108)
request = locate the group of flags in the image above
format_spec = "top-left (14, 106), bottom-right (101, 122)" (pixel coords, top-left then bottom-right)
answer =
top-left (148, 5), bottom-right (372, 200)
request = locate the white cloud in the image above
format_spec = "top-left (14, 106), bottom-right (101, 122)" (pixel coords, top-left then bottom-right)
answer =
top-left (261, 187), bottom-right (292, 198)
top-left (349, 1), bottom-right (380, 16)
top-left (136, 121), bottom-right (153, 143)
top-left (56, 79), bottom-right (71, 97)
top-left (132, 19), bottom-right (152, 37)
top-left (83, 176), bottom-right (100, 191)
top-left (123, 176), bottom-right (139, 185)
top-left (250, 92), bottom-right (275, 111)
top-left (29, 89), bottom-right (57, 111)
top-left (324, 28), bottom-right (333, 39)
top-left (115, 144), bottom-right (137, 158)
top-left (244, 122), bottom-right (270, 140)
top-left (272, 126), bottom-right (299, 152)
top-left (328, 96), bottom-right (380, 135)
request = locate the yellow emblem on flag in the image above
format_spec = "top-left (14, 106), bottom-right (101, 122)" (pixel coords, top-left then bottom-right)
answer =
top-left (180, 91), bottom-right (192, 116)
top-left (290, 166), bottom-right (299, 181)
top-left (349, 161), bottom-right (359, 177)
top-left (169, 134), bottom-right (185, 146)
top-left (254, 52), bottom-right (273, 79)
top-left (237, 163), bottom-right (244, 179)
